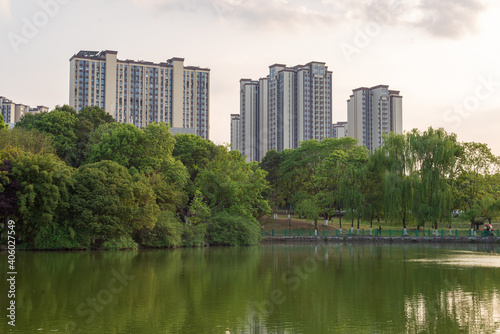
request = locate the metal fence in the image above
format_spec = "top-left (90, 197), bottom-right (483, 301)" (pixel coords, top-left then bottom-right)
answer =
top-left (262, 228), bottom-right (500, 238)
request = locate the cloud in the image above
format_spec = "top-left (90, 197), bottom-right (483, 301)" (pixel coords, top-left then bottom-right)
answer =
top-left (411, 0), bottom-right (487, 38)
top-left (356, 0), bottom-right (487, 39)
top-left (128, 0), bottom-right (488, 38)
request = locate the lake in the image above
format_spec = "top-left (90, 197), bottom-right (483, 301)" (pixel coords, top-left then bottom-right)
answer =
top-left (2, 243), bottom-right (500, 333)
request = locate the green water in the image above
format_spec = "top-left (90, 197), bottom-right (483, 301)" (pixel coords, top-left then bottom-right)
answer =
top-left (2, 243), bottom-right (500, 333)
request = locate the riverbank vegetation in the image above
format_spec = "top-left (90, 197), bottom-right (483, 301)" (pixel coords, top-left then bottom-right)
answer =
top-left (0, 106), bottom-right (269, 249)
top-left (259, 129), bottom-right (500, 234)
top-left (1, 106), bottom-right (499, 249)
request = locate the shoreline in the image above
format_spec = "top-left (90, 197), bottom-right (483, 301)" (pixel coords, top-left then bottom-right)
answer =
top-left (262, 236), bottom-right (500, 244)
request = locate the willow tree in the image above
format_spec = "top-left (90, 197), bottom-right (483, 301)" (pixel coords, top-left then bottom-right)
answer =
top-left (340, 163), bottom-right (364, 231)
top-left (409, 128), bottom-right (461, 231)
top-left (382, 132), bottom-right (415, 233)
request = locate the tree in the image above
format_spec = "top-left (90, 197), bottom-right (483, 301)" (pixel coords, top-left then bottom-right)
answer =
top-left (87, 122), bottom-right (189, 214)
top-left (259, 149), bottom-right (283, 213)
top-left (0, 127), bottom-right (54, 155)
top-left (72, 106), bottom-right (115, 166)
top-left (453, 142), bottom-right (497, 212)
top-left (173, 134), bottom-right (219, 181)
top-left (0, 114), bottom-right (7, 130)
top-left (8, 150), bottom-right (75, 247)
top-left (0, 149), bottom-right (21, 226)
top-left (296, 198), bottom-right (320, 230)
top-left (314, 138), bottom-right (368, 229)
top-left (362, 150), bottom-right (385, 230)
top-left (381, 132), bottom-right (415, 232)
top-left (70, 160), bottom-right (159, 247)
top-left (15, 106), bottom-right (79, 164)
top-left (196, 149), bottom-right (270, 219)
top-left (340, 164), bottom-right (364, 230)
top-left (409, 128), bottom-right (461, 230)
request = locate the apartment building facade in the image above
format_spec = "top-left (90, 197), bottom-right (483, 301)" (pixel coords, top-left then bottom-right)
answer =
top-left (69, 50), bottom-right (210, 139)
top-left (332, 121), bottom-right (348, 139)
top-left (347, 85), bottom-right (402, 152)
top-left (236, 61), bottom-right (332, 162)
top-left (0, 96), bottom-right (48, 125)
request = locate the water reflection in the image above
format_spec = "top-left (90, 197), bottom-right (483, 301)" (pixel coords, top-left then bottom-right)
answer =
top-left (1, 244), bottom-right (500, 333)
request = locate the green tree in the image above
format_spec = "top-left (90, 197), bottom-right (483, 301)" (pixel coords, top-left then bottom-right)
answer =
top-left (0, 127), bottom-right (54, 155)
top-left (15, 106), bottom-right (79, 164)
top-left (259, 149), bottom-right (284, 213)
top-left (70, 160), bottom-right (159, 247)
top-left (340, 164), bottom-right (364, 231)
top-left (196, 149), bottom-right (270, 219)
top-left (314, 138), bottom-right (367, 229)
top-left (381, 132), bottom-right (415, 232)
top-left (296, 198), bottom-right (320, 230)
top-left (409, 128), bottom-right (461, 231)
top-left (362, 150), bottom-right (385, 230)
top-left (8, 150), bottom-right (75, 247)
top-left (454, 142), bottom-right (497, 212)
top-left (73, 106), bottom-right (115, 166)
top-left (0, 114), bottom-right (7, 130)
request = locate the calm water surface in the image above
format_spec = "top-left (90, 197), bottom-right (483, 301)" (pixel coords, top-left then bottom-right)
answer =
top-left (2, 243), bottom-right (500, 333)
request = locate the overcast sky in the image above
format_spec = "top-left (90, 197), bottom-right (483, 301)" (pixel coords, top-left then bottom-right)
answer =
top-left (1, 0), bottom-right (499, 154)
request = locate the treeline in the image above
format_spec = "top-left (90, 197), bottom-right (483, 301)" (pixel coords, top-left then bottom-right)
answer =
top-left (259, 129), bottom-right (500, 232)
top-left (0, 106), bottom-right (269, 249)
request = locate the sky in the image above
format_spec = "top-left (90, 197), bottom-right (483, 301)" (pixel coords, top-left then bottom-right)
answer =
top-left (0, 0), bottom-right (499, 154)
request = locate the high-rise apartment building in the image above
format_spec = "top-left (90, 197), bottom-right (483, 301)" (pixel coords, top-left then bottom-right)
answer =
top-left (69, 50), bottom-right (210, 139)
top-left (332, 121), bottom-right (348, 139)
top-left (230, 114), bottom-right (242, 152)
top-left (0, 96), bottom-right (48, 126)
top-left (236, 61), bottom-right (332, 162)
top-left (347, 85), bottom-right (402, 152)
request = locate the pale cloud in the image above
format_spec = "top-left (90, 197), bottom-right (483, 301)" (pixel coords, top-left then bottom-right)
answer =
top-left (128, 0), bottom-right (488, 38)
top-left (411, 0), bottom-right (487, 38)
top-left (345, 0), bottom-right (487, 38)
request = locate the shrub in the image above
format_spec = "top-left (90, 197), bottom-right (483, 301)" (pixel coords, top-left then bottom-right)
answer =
top-left (102, 235), bottom-right (138, 250)
top-left (32, 226), bottom-right (82, 250)
top-left (207, 211), bottom-right (262, 246)
top-left (137, 211), bottom-right (183, 248)
top-left (182, 223), bottom-right (207, 247)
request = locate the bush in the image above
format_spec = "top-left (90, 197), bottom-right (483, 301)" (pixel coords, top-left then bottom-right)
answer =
top-left (182, 223), bottom-right (207, 247)
top-left (207, 211), bottom-right (262, 246)
top-left (102, 235), bottom-right (138, 250)
top-left (31, 225), bottom-right (82, 250)
top-left (137, 211), bottom-right (183, 248)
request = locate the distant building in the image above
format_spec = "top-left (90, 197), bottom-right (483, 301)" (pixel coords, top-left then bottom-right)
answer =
top-left (347, 85), bottom-right (402, 152)
top-left (169, 127), bottom-right (196, 136)
top-left (0, 96), bottom-right (48, 126)
top-left (69, 50), bottom-right (210, 139)
top-left (236, 61), bottom-right (333, 162)
top-left (230, 114), bottom-right (242, 152)
top-left (332, 121), bottom-right (348, 139)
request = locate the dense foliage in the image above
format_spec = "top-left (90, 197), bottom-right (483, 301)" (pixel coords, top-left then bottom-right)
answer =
top-left (2, 105), bottom-right (499, 249)
top-left (0, 106), bottom-right (268, 249)
top-left (260, 128), bottom-right (500, 232)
